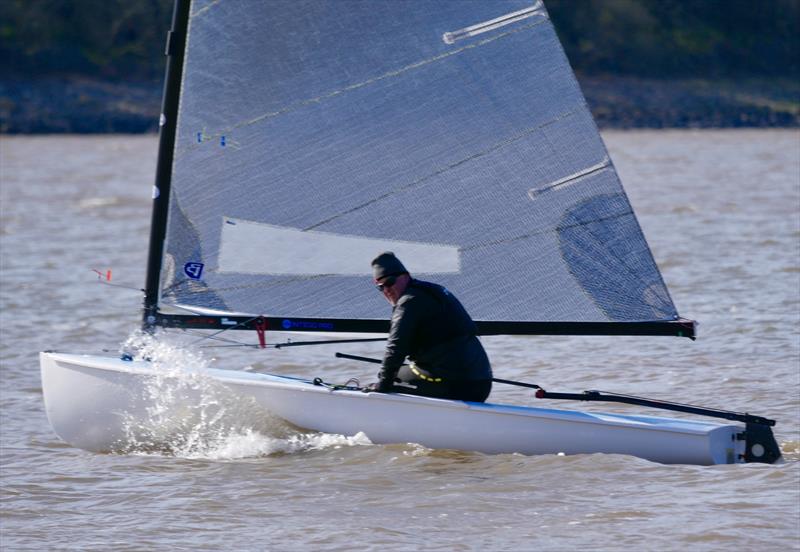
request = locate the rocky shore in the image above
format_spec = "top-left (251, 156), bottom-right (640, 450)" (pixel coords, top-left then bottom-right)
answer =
top-left (579, 76), bottom-right (799, 129)
top-left (1, 75), bottom-right (797, 134)
top-left (0, 78), bottom-right (162, 134)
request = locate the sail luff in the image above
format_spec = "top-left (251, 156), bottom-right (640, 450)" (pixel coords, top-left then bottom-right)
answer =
top-left (143, 0), bottom-right (191, 330)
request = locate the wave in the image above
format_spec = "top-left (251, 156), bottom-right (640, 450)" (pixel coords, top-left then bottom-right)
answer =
top-left (113, 331), bottom-right (372, 459)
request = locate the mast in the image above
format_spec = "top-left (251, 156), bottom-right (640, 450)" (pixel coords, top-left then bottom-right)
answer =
top-left (142, 0), bottom-right (191, 331)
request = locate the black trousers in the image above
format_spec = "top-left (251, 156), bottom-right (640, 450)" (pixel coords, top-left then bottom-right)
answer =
top-left (393, 364), bottom-right (492, 403)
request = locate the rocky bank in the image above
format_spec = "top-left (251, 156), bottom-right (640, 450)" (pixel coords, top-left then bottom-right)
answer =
top-left (1, 75), bottom-right (797, 134)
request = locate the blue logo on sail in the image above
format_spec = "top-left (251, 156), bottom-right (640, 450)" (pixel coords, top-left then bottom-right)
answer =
top-left (282, 319), bottom-right (334, 331)
top-left (183, 262), bottom-right (205, 280)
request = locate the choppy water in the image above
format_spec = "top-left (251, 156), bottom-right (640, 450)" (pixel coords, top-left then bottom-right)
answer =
top-left (1, 131), bottom-right (799, 551)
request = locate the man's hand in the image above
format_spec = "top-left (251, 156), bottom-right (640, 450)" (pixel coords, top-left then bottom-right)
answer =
top-left (362, 381), bottom-right (391, 393)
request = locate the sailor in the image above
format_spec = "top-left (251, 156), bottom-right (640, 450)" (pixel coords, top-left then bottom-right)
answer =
top-left (366, 252), bottom-right (493, 402)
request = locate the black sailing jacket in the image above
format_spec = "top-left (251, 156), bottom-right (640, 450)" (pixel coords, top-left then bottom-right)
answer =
top-left (377, 279), bottom-right (492, 390)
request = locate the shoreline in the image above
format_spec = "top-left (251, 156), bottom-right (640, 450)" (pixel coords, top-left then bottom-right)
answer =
top-left (1, 75), bottom-right (797, 134)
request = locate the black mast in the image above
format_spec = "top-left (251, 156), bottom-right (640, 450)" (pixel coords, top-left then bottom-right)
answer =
top-left (143, 0), bottom-right (191, 331)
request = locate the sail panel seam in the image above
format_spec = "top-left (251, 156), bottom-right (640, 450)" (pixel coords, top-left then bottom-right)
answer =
top-left (460, 210), bottom-right (635, 252)
top-left (305, 107), bottom-right (582, 231)
top-left (191, 0), bottom-right (221, 18)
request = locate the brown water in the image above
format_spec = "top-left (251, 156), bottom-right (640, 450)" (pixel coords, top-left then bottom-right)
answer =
top-left (1, 131), bottom-right (799, 551)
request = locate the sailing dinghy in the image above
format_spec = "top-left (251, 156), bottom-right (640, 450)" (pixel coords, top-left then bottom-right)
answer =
top-left (40, 0), bottom-right (781, 465)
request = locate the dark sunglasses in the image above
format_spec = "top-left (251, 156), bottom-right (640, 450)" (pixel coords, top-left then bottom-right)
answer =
top-left (375, 274), bottom-right (398, 291)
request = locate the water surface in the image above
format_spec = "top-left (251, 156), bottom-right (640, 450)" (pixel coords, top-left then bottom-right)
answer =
top-left (1, 131), bottom-right (798, 551)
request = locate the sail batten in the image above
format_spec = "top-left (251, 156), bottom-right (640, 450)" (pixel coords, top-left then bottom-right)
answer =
top-left (156, 0), bottom-right (690, 334)
top-left (443, 2), bottom-right (545, 44)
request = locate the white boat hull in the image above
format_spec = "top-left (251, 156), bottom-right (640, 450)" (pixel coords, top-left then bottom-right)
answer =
top-left (40, 352), bottom-right (745, 464)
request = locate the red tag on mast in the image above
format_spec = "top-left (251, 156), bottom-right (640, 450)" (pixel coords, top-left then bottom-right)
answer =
top-left (254, 317), bottom-right (268, 348)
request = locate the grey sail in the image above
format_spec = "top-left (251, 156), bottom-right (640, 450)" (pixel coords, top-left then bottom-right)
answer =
top-left (155, 0), bottom-right (689, 335)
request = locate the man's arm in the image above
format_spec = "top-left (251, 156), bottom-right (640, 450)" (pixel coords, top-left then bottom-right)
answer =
top-left (376, 299), bottom-right (417, 391)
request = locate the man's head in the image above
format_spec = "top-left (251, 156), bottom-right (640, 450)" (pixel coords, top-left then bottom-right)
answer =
top-left (371, 252), bottom-right (410, 305)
